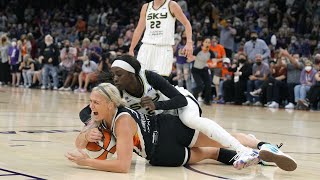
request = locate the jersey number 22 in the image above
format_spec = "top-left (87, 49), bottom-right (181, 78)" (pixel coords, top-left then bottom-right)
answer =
top-left (150, 21), bottom-right (161, 28)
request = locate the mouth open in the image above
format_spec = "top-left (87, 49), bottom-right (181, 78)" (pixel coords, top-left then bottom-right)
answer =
top-left (93, 112), bottom-right (98, 116)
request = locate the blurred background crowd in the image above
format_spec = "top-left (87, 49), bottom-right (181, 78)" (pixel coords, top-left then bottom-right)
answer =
top-left (0, 0), bottom-right (319, 110)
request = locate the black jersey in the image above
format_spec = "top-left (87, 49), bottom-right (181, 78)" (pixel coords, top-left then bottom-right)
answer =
top-left (109, 106), bottom-right (197, 166)
top-left (109, 106), bottom-right (156, 160)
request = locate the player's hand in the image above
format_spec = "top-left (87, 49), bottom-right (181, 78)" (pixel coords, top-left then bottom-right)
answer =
top-left (183, 42), bottom-right (193, 59)
top-left (48, 58), bottom-right (53, 63)
top-left (140, 96), bottom-right (156, 111)
top-left (86, 128), bottom-right (103, 142)
top-left (65, 149), bottom-right (89, 166)
top-left (128, 50), bottom-right (135, 57)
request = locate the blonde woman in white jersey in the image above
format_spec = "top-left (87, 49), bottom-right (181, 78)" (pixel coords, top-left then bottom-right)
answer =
top-left (129, 0), bottom-right (193, 77)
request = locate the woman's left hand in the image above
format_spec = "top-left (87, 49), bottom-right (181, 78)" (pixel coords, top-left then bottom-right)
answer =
top-left (183, 42), bottom-right (194, 59)
top-left (65, 149), bottom-right (89, 166)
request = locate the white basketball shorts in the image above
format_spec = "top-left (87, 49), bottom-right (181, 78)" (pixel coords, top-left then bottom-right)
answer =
top-left (137, 43), bottom-right (173, 77)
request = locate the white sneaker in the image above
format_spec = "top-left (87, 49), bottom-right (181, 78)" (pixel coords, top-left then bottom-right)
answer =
top-left (250, 89), bottom-right (261, 97)
top-left (74, 88), bottom-right (81, 92)
top-left (58, 87), bottom-right (65, 91)
top-left (268, 101), bottom-right (279, 108)
top-left (232, 148), bottom-right (260, 170)
top-left (242, 101), bottom-right (251, 106)
top-left (53, 86), bottom-right (58, 90)
top-left (64, 87), bottom-right (72, 91)
top-left (41, 85), bottom-right (46, 90)
top-left (253, 101), bottom-right (262, 106)
top-left (285, 103), bottom-right (295, 109)
top-left (259, 144), bottom-right (297, 171)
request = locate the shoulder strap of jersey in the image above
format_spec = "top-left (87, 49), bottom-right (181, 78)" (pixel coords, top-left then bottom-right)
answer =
top-left (110, 107), bottom-right (130, 137)
top-left (167, 0), bottom-right (175, 18)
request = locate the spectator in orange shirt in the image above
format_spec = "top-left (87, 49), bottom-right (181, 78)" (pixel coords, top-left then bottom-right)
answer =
top-left (209, 36), bottom-right (226, 100)
top-left (217, 58), bottom-right (233, 103)
top-left (76, 16), bottom-right (86, 32)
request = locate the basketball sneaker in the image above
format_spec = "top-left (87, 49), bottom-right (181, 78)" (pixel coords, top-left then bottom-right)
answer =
top-left (232, 148), bottom-right (260, 170)
top-left (259, 144), bottom-right (297, 171)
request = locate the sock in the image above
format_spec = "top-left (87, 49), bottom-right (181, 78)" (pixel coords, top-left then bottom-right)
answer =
top-left (217, 148), bottom-right (237, 165)
top-left (257, 142), bottom-right (269, 150)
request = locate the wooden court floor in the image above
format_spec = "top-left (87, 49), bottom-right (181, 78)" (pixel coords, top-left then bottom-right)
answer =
top-left (0, 86), bottom-right (319, 180)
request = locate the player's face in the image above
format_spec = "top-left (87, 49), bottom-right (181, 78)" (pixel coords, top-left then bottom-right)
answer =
top-left (90, 91), bottom-right (109, 121)
top-left (111, 67), bottom-right (131, 91)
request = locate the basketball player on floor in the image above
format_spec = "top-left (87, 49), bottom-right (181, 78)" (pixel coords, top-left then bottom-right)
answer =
top-left (129, 0), bottom-right (193, 78)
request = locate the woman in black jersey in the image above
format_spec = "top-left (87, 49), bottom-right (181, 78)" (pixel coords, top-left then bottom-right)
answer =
top-left (66, 83), bottom-right (258, 172)
top-left (78, 55), bottom-right (297, 171)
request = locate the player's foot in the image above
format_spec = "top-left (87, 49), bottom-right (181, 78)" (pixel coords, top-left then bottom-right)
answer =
top-left (259, 144), bottom-right (297, 171)
top-left (233, 148), bottom-right (260, 170)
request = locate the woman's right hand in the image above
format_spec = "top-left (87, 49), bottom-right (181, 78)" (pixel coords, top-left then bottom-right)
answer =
top-left (128, 50), bottom-right (134, 56)
top-left (85, 128), bottom-right (103, 142)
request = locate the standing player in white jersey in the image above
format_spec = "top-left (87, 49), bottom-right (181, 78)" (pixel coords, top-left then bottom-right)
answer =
top-left (129, 0), bottom-right (193, 77)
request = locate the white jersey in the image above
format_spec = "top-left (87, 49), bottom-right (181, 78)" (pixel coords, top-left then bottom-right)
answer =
top-left (122, 70), bottom-right (194, 116)
top-left (142, 0), bottom-right (176, 45)
top-left (123, 70), bottom-right (169, 115)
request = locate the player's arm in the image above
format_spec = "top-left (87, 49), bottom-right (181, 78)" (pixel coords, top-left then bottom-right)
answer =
top-left (68, 115), bottom-right (134, 173)
top-left (129, 3), bottom-right (148, 56)
top-left (86, 115), bottom-right (134, 173)
top-left (144, 70), bottom-right (187, 110)
top-left (170, 1), bottom-right (193, 58)
top-left (75, 129), bottom-right (89, 149)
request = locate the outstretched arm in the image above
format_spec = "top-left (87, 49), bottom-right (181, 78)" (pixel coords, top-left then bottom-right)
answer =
top-left (66, 115), bottom-right (134, 173)
top-left (129, 3), bottom-right (148, 56)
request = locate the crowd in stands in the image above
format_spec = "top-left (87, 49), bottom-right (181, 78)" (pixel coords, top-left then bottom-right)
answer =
top-left (0, 0), bottom-right (319, 110)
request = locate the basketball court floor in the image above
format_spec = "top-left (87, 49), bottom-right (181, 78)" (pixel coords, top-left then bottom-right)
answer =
top-left (0, 86), bottom-right (319, 180)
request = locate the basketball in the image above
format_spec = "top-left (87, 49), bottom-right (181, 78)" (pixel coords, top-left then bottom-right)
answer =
top-left (85, 128), bottom-right (117, 160)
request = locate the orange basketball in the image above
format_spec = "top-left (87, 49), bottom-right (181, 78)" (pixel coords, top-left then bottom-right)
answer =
top-left (85, 128), bottom-right (117, 160)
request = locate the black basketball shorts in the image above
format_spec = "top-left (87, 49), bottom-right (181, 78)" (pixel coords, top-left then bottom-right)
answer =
top-left (149, 114), bottom-right (199, 167)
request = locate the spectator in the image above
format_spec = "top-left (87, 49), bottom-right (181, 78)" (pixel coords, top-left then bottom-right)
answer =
top-left (174, 31), bottom-right (192, 92)
top-left (223, 52), bottom-right (252, 105)
top-left (89, 39), bottom-right (102, 63)
top-left (209, 36), bottom-right (226, 100)
top-left (243, 54), bottom-right (269, 106)
top-left (39, 34), bottom-right (60, 90)
top-left (244, 30), bottom-right (270, 63)
top-left (74, 55), bottom-right (98, 93)
top-left (59, 40), bottom-right (77, 90)
top-left (294, 60), bottom-right (317, 109)
top-left (19, 54), bottom-right (35, 87)
top-left (0, 34), bottom-right (10, 85)
top-left (281, 50), bottom-right (304, 109)
top-left (218, 57), bottom-right (233, 103)
top-left (218, 19), bottom-right (236, 58)
top-left (8, 39), bottom-right (21, 87)
top-left (75, 16), bottom-right (86, 33)
top-left (300, 56), bottom-right (320, 110)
